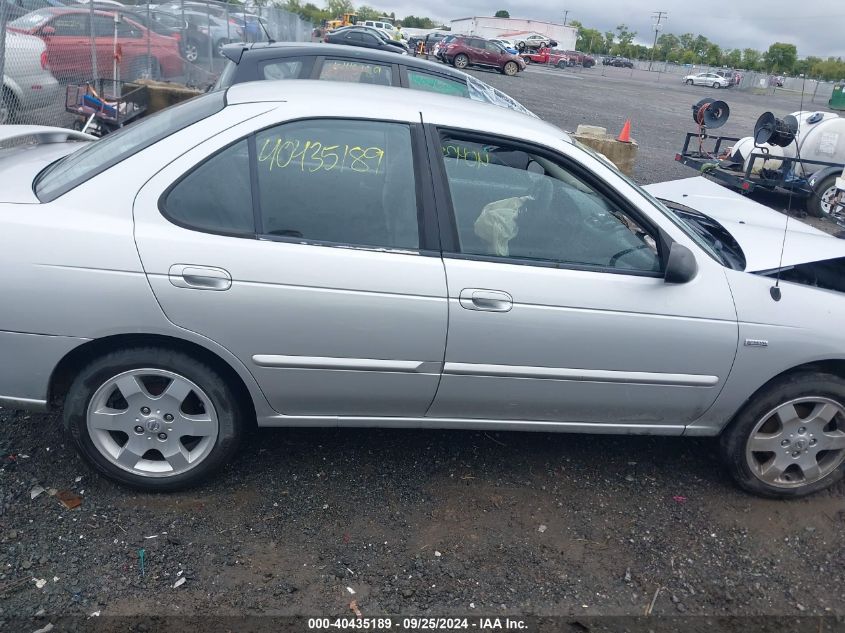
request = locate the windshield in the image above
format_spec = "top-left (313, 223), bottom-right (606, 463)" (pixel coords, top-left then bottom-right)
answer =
top-left (35, 91), bottom-right (225, 202)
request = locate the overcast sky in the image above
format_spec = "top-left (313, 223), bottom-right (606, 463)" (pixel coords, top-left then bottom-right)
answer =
top-left (373, 0), bottom-right (843, 58)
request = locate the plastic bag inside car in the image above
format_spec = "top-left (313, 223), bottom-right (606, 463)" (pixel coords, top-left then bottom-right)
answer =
top-left (473, 195), bottom-right (533, 256)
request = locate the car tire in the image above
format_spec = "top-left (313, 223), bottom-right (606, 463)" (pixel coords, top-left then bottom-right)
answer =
top-left (523, 56), bottom-right (530, 64)
top-left (453, 53), bottom-right (469, 69)
top-left (517, 41), bottom-right (525, 52)
top-left (806, 173), bottom-right (839, 218)
top-left (557, 60), bottom-right (566, 69)
top-left (502, 61), bottom-right (519, 76)
top-left (0, 88), bottom-right (18, 125)
top-left (63, 347), bottom-right (244, 491)
top-left (685, 79), bottom-right (693, 85)
top-left (720, 372), bottom-right (845, 498)
top-left (712, 81), bottom-right (720, 89)
top-left (183, 40), bottom-right (200, 64)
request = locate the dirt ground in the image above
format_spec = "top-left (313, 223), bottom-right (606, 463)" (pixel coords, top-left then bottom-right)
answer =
top-left (2, 63), bottom-right (845, 631)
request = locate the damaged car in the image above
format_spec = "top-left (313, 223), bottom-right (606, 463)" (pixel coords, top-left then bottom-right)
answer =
top-left (2, 81), bottom-right (845, 497)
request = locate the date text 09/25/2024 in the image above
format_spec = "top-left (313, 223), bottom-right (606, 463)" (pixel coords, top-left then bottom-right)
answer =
top-left (307, 617), bottom-right (529, 631)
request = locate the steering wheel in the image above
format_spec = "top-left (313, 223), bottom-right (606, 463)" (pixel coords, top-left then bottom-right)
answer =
top-left (608, 243), bottom-right (651, 267)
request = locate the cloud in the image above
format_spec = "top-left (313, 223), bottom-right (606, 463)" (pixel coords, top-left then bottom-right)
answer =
top-left (375, 0), bottom-right (842, 58)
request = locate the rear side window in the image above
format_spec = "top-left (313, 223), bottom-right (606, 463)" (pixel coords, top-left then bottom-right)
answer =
top-left (262, 59), bottom-right (304, 80)
top-left (254, 119), bottom-right (419, 249)
top-left (407, 70), bottom-right (469, 98)
top-left (163, 140), bottom-right (253, 235)
top-left (319, 59), bottom-right (392, 86)
top-left (35, 90), bottom-right (225, 202)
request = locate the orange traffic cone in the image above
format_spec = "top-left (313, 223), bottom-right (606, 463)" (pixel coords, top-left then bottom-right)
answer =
top-left (616, 119), bottom-right (632, 143)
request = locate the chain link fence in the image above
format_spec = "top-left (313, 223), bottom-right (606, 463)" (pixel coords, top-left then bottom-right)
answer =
top-left (1, 0), bottom-right (312, 127)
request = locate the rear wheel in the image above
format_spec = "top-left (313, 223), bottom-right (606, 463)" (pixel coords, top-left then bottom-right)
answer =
top-left (807, 173), bottom-right (840, 218)
top-left (712, 81), bottom-right (720, 89)
top-left (183, 40), bottom-right (200, 64)
top-left (557, 60), bottom-right (566, 69)
top-left (720, 372), bottom-right (845, 498)
top-left (63, 347), bottom-right (244, 490)
top-left (686, 79), bottom-right (693, 85)
top-left (453, 53), bottom-right (469, 69)
top-left (502, 61), bottom-right (519, 76)
top-left (517, 41), bottom-right (526, 51)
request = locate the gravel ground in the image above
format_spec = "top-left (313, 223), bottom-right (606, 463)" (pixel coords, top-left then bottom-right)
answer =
top-left (2, 64), bottom-right (845, 628)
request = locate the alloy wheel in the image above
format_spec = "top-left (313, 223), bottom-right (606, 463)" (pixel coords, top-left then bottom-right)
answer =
top-left (745, 396), bottom-right (845, 488)
top-left (86, 369), bottom-right (219, 478)
top-left (184, 43), bottom-right (199, 63)
top-left (819, 183), bottom-right (841, 216)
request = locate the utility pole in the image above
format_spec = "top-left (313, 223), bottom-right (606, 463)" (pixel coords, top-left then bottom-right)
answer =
top-left (563, 10), bottom-right (569, 26)
top-left (649, 10), bottom-right (667, 72)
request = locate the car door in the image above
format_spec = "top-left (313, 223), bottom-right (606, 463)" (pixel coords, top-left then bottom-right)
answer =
top-left (133, 111), bottom-right (448, 418)
top-left (423, 126), bottom-right (739, 428)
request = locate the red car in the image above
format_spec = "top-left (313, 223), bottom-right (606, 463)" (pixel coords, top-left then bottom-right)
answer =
top-left (444, 36), bottom-right (525, 76)
top-left (521, 47), bottom-right (569, 68)
top-left (9, 8), bottom-right (183, 80)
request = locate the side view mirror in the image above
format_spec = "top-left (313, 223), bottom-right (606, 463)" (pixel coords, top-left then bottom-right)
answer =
top-left (40, 25), bottom-right (56, 37)
top-left (664, 242), bottom-right (698, 284)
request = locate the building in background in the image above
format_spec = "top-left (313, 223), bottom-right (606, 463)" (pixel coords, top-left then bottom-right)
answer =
top-left (449, 17), bottom-right (577, 51)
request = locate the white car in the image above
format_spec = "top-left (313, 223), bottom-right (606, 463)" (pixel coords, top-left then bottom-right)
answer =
top-left (1, 30), bottom-right (62, 125)
top-left (514, 33), bottom-right (551, 51)
top-left (684, 72), bottom-right (730, 89)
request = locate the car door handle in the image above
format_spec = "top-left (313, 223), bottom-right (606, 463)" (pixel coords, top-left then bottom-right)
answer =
top-left (168, 264), bottom-right (232, 291)
top-left (458, 288), bottom-right (513, 312)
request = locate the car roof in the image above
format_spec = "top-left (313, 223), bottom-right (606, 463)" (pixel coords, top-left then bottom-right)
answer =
top-left (222, 41), bottom-right (463, 79)
top-left (226, 79), bottom-right (566, 140)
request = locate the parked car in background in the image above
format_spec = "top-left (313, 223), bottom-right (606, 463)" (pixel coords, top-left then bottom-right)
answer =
top-left (769, 75), bottom-right (785, 88)
top-left (513, 33), bottom-right (552, 51)
top-left (562, 50), bottom-right (595, 67)
top-left (215, 42), bottom-right (535, 117)
top-left (443, 36), bottom-right (525, 76)
top-left (520, 47), bottom-right (569, 68)
top-left (9, 7), bottom-right (184, 80)
top-left (182, 10), bottom-right (243, 58)
top-left (490, 38), bottom-right (518, 55)
top-left (324, 26), bottom-right (405, 54)
top-left (432, 33), bottom-right (458, 61)
top-left (1, 29), bottom-right (61, 124)
top-left (604, 56), bottom-right (634, 68)
top-left (684, 72), bottom-right (730, 88)
top-left (1, 0), bottom-right (64, 20)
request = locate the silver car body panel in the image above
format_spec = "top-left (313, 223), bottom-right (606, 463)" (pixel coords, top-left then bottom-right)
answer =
top-left (2, 81), bottom-right (845, 437)
top-left (645, 177), bottom-right (845, 271)
top-left (0, 136), bottom-right (90, 204)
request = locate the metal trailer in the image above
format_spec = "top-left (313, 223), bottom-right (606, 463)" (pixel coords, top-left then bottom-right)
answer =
top-left (676, 131), bottom-right (845, 223)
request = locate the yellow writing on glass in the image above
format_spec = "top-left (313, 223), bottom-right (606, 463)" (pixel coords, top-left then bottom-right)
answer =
top-left (258, 137), bottom-right (385, 174)
top-left (442, 144), bottom-right (490, 168)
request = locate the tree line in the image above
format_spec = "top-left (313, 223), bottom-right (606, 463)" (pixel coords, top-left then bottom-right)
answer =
top-left (570, 21), bottom-right (844, 81)
top-left (276, 1), bottom-right (845, 81)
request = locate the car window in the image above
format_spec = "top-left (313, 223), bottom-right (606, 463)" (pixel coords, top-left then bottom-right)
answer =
top-left (36, 91), bottom-right (226, 202)
top-left (261, 59), bottom-right (304, 80)
top-left (406, 70), bottom-right (469, 98)
top-left (319, 59), bottom-right (392, 86)
top-left (361, 33), bottom-right (379, 44)
top-left (163, 139), bottom-right (253, 235)
top-left (52, 13), bottom-right (88, 36)
top-left (439, 133), bottom-right (661, 273)
top-left (255, 119), bottom-right (419, 250)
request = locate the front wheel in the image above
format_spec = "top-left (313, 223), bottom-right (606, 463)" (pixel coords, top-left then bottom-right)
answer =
top-left (502, 61), bottom-right (519, 76)
top-left (557, 60), bottom-right (566, 69)
top-left (807, 173), bottom-right (840, 218)
top-left (685, 79), bottom-right (693, 85)
top-left (63, 347), bottom-right (244, 490)
top-left (453, 53), bottom-right (469, 69)
top-left (720, 372), bottom-right (845, 498)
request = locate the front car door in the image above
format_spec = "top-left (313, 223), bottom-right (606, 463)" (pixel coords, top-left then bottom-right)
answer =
top-left (423, 124), bottom-right (739, 430)
top-left (133, 103), bottom-right (448, 420)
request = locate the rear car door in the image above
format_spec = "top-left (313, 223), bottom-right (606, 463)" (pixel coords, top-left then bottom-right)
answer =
top-left (133, 109), bottom-right (448, 419)
top-left (423, 126), bottom-right (739, 428)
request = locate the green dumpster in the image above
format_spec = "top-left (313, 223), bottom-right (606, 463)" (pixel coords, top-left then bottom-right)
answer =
top-left (831, 84), bottom-right (845, 111)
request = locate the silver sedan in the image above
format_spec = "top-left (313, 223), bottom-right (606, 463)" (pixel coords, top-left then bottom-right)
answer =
top-left (2, 81), bottom-right (845, 497)
top-left (683, 72), bottom-right (730, 88)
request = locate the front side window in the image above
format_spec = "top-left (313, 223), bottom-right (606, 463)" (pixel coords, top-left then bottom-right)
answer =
top-left (163, 140), bottom-right (253, 235)
top-left (406, 70), bottom-right (469, 98)
top-left (439, 133), bottom-right (661, 273)
top-left (319, 59), bottom-right (392, 86)
top-left (254, 119), bottom-right (419, 249)
top-left (52, 13), bottom-right (87, 35)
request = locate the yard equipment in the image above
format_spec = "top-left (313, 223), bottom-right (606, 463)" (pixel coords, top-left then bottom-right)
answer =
top-left (65, 80), bottom-right (148, 137)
